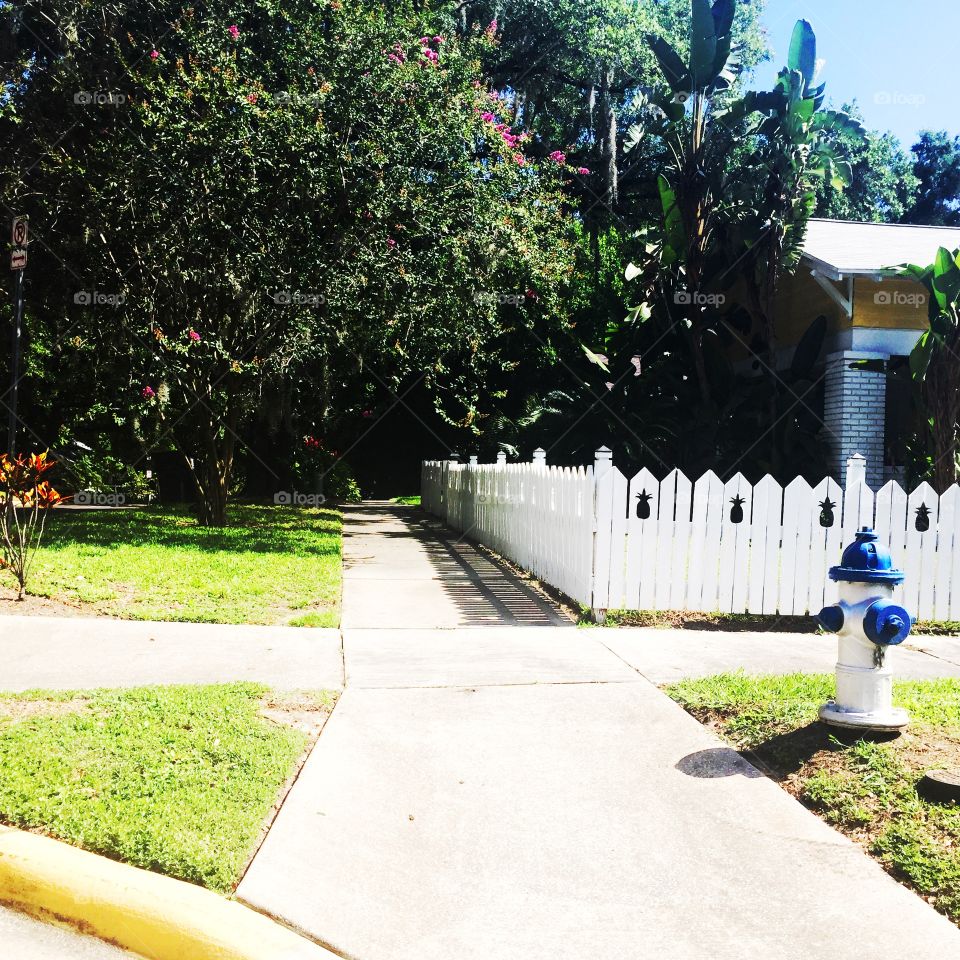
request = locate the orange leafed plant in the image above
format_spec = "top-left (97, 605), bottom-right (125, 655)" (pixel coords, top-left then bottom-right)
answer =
top-left (0, 452), bottom-right (65, 599)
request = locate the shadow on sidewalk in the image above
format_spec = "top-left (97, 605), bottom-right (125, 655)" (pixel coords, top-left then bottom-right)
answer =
top-left (344, 503), bottom-right (571, 627)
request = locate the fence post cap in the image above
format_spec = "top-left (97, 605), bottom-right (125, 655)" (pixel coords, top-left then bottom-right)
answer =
top-left (594, 446), bottom-right (613, 458)
top-left (532, 448), bottom-right (547, 464)
top-left (495, 451), bottom-right (507, 462)
top-left (468, 455), bottom-right (478, 465)
top-left (448, 451), bottom-right (460, 462)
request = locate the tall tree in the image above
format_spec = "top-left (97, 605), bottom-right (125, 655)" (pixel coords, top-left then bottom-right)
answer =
top-left (814, 106), bottom-right (919, 223)
top-left (903, 130), bottom-right (960, 226)
top-left (1, 0), bottom-right (573, 522)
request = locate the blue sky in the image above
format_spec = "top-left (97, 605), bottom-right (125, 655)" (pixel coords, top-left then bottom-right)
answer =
top-left (749, 0), bottom-right (960, 150)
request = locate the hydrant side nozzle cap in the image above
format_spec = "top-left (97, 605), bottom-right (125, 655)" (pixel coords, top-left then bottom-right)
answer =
top-left (828, 527), bottom-right (906, 585)
top-left (817, 604), bottom-right (844, 633)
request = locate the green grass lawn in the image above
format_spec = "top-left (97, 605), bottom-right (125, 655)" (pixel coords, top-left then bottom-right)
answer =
top-left (0, 683), bottom-right (336, 891)
top-left (390, 495), bottom-right (421, 505)
top-left (11, 504), bottom-right (341, 626)
top-left (667, 672), bottom-right (960, 924)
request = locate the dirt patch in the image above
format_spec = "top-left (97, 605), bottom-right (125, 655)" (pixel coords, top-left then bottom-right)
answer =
top-left (0, 586), bottom-right (104, 618)
top-left (0, 697), bottom-right (91, 724)
top-left (258, 691), bottom-right (338, 739)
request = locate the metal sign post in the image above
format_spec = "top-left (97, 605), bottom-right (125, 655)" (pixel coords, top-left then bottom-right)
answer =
top-left (9, 215), bottom-right (28, 456)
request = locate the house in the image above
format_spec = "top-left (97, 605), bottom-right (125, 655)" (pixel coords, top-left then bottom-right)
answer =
top-left (776, 218), bottom-right (960, 488)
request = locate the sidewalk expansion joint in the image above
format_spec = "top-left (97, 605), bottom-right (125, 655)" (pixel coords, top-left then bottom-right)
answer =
top-left (349, 678), bottom-right (646, 691)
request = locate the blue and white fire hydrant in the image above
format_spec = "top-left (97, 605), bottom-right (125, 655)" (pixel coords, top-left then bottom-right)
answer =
top-left (816, 528), bottom-right (913, 732)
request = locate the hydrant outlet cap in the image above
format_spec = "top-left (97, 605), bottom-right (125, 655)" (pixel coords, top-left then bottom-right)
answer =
top-left (864, 599), bottom-right (912, 646)
top-left (828, 528), bottom-right (905, 584)
top-left (817, 605), bottom-right (845, 634)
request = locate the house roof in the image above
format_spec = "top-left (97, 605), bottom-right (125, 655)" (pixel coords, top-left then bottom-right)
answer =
top-left (802, 218), bottom-right (960, 280)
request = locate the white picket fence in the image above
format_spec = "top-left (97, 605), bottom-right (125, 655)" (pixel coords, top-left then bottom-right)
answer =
top-left (421, 449), bottom-right (960, 622)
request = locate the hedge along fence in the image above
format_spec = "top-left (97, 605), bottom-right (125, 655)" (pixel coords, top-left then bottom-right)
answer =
top-left (422, 450), bottom-right (955, 621)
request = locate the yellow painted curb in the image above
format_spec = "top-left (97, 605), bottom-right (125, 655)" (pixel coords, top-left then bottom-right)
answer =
top-left (0, 826), bottom-right (339, 960)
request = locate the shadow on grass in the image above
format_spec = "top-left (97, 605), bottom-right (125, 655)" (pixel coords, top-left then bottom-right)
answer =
top-left (742, 721), bottom-right (902, 780)
top-left (42, 503), bottom-right (341, 557)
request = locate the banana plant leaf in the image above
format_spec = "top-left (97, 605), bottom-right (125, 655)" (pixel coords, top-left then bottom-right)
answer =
top-left (787, 19), bottom-right (817, 91)
top-left (658, 174), bottom-right (686, 266)
top-left (645, 34), bottom-right (691, 93)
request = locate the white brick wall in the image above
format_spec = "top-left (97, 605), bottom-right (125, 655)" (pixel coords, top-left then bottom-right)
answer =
top-left (823, 351), bottom-right (887, 488)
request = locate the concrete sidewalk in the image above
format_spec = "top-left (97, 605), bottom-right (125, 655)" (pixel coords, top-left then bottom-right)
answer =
top-left (239, 675), bottom-right (960, 959)
top-left (597, 626), bottom-right (960, 683)
top-left (341, 504), bottom-right (570, 628)
top-left (0, 615), bottom-right (343, 692)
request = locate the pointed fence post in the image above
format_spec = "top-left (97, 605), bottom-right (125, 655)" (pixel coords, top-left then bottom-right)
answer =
top-left (591, 446), bottom-right (614, 623)
top-left (532, 448), bottom-right (547, 467)
top-left (845, 453), bottom-right (866, 489)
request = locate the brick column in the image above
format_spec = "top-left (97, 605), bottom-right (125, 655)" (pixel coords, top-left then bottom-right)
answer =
top-left (823, 351), bottom-right (887, 489)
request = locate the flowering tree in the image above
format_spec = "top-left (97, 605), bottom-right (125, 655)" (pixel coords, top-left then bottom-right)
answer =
top-left (0, 452), bottom-right (64, 600)
top-left (4, 0), bottom-right (573, 524)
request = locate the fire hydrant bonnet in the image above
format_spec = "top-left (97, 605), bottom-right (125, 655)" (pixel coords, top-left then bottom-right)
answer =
top-left (828, 527), bottom-right (905, 585)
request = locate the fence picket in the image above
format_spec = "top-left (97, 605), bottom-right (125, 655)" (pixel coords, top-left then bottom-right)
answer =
top-left (934, 486), bottom-right (958, 621)
top-left (749, 474), bottom-right (783, 614)
top-left (688, 471), bottom-right (718, 611)
top-left (780, 477), bottom-right (812, 614)
top-left (627, 468), bottom-right (660, 611)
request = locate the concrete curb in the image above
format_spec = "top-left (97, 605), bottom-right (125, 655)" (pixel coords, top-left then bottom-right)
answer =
top-left (0, 826), bottom-right (340, 960)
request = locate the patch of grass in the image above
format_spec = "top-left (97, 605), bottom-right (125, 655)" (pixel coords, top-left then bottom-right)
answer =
top-left (287, 612), bottom-right (333, 628)
top-left (0, 683), bottom-right (336, 892)
top-left (390, 495), bottom-right (421, 506)
top-left (666, 672), bottom-right (960, 924)
top-left (587, 608), bottom-right (960, 635)
top-left (588, 609), bottom-right (821, 631)
top-left (11, 504), bottom-right (341, 626)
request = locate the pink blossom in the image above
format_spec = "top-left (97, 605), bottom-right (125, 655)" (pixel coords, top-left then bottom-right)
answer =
top-left (419, 36), bottom-right (430, 44)
top-left (246, 93), bottom-right (258, 104)
top-left (387, 237), bottom-right (397, 249)
top-left (549, 150), bottom-right (566, 164)
top-left (422, 48), bottom-right (438, 62)
top-left (141, 386), bottom-right (155, 399)
top-left (481, 111), bottom-right (496, 122)
top-left (362, 410), bottom-right (374, 418)
top-left (577, 167), bottom-right (591, 175)
top-left (228, 25), bottom-right (239, 39)
top-left (433, 36), bottom-right (445, 43)
top-left (513, 153), bottom-right (525, 166)
top-left (188, 330), bottom-right (201, 342)
top-left (149, 50), bottom-right (159, 60)
top-left (485, 18), bottom-right (498, 35)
